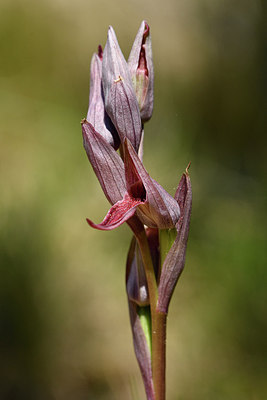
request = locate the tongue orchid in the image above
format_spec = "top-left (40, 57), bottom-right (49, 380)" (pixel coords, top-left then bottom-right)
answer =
top-left (82, 120), bottom-right (180, 231)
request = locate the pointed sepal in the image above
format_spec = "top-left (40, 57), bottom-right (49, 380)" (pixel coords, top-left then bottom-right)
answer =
top-left (124, 139), bottom-right (180, 229)
top-left (86, 47), bottom-right (119, 149)
top-left (81, 120), bottom-right (126, 205)
top-left (157, 171), bottom-right (192, 313)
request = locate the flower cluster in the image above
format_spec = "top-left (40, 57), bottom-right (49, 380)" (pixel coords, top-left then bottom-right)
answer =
top-left (82, 21), bottom-right (192, 400)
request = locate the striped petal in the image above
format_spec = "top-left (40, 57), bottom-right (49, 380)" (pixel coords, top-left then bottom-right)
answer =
top-left (86, 193), bottom-right (145, 231)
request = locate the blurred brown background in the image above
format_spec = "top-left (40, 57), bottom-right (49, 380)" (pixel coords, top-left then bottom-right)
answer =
top-left (0, 0), bottom-right (266, 399)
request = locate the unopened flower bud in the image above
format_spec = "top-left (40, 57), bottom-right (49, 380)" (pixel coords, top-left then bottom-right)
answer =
top-left (102, 26), bottom-right (142, 153)
top-left (128, 21), bottom-right (154, 122)
top-left (87, 46), bottom-right (119, 149)
top-left (126, 236), bottom-right (149, 306)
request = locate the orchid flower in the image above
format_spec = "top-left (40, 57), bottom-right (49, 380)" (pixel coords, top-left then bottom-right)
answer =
top-left (82, 120), bottom-right (180, 231)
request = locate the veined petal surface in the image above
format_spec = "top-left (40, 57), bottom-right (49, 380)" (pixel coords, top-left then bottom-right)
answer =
top-left (86, 193), bottom-right (145, 231)
top-left (82, 120), bottom-right (126, 205)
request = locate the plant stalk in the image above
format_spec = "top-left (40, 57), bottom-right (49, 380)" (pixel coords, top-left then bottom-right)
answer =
top-left (128, 217), bottom-right (167, 400)
top-left (152, 311), bottom-right (167, 400)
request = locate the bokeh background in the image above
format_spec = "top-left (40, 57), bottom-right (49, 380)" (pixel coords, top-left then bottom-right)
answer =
top-left (0, 0), bottom-right (266, 399)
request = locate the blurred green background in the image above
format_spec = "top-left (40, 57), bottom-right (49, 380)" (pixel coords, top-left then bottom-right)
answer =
top-left (0, 0), bottom-right (266, 399)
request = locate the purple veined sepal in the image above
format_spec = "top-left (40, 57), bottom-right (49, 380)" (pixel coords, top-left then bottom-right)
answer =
top-left (157, 169), bottom-right (192, 313)
top-left (86, 46), bottom-right (120, 149)
top-left (128, 21), bottom-right (154, 123)
top-left (102, 26), bottom-right (142, 153)
top-left (81, 119), bottom-right (126, 205)
top-left (124, 139), bottom-right (180, 229)
top-left (86, 138), bottom-right (180, 231)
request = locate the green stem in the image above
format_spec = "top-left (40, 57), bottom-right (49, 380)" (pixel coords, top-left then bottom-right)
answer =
top-left (152, 311), bottom-right (167, 400)
top-left (128, 217), bottom-right (167, 400)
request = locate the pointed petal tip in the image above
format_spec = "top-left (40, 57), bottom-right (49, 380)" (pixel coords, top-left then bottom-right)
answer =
top-left (138, 20), bottom-right (149, 33)
top-left (86, 217), bottom-right (93, 226)
top-left (185, 161), bottom-right (191, 175)
top-left (106, 26), bottom-right (117, 46)
top-left (107, 25), bottom-right (116, 38)
top-left (90, 52), bottom-right (102, 72)
top-left (86, 217), bottom-right (115, 231)
top-left (86, 217), bottom-right (110, 231)
top-left (81, 120), bottom-right (94, 138)
top-left (143, 21), bottom-right (150, 36)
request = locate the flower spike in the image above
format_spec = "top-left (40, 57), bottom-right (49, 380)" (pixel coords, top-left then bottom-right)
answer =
top-left (81, 21), bottom-right (192, 400)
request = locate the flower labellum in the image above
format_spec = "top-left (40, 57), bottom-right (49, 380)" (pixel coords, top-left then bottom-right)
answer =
top-left (128, 21), bottom-right (154, 122)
